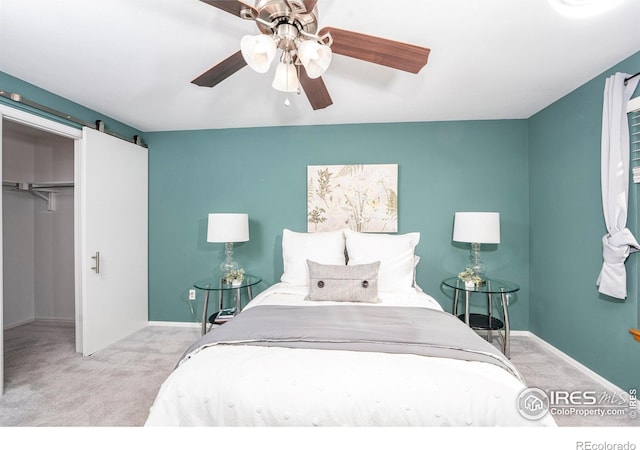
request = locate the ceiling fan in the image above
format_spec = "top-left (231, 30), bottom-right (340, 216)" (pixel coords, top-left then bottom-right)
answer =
top-left (192, 0), bottom-right (431, 109)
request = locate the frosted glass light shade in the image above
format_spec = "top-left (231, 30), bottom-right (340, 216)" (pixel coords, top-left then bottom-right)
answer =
top-left (297, 40), bottom-right (332, 79)
top-left (240, 34), bottom-right (277, 73)
top-left (272, 62), bottom-right (299, 92)
top-left (453, 212), bottom-right (500, 244)
top-left (207, 213), bottom-right (250, 243)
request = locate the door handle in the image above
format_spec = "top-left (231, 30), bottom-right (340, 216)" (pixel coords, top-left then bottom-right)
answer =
top-left (91, 251), bottom-right (100, 274)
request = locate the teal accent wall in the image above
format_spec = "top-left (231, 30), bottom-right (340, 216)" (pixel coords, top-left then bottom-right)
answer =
top-left (0, 71), bottom-right (141, 140)
top-left (529, 51), bottom-right (640, 391)
top-left (145, 121), bottom-right (531, 327)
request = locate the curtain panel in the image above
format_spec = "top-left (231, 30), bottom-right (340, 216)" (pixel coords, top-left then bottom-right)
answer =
top-left (597, 72), bottom-right (640, 299)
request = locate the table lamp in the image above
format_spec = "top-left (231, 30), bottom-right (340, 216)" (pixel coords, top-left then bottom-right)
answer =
top-left (207, 213), bottom-right (250, 275)
top-left (453, 212), bottom-right (500, 282)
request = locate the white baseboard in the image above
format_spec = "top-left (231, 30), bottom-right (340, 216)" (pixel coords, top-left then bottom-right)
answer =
top-left (513, 330), bottom-right (624, 393)
top-left (4, 317), bottom-right (75, 330)
top-left (148, 321), bottom-right (200, 328)
top-left (36, 317), bottom-right (74, 324)
top-left (3, 318), bottom-right (34, 330)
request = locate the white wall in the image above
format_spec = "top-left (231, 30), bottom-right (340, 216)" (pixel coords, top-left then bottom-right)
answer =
top-left (34, 142), bottom-right (74, 321)
top-left (2, 133), bottom-right (35, 326)
top-left (2, 122), bottom-right (74, 327)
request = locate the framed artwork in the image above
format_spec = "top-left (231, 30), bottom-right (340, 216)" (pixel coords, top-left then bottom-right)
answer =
top-left (307, 164), bottom-right (398, 232)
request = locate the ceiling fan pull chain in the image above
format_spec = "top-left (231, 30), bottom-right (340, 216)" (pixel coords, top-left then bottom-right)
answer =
top-left (284, 61), bottom-right (291, 107)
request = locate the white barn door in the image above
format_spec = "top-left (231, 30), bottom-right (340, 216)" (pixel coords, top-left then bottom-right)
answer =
top-left (1, 109), bottom-right (148, 395)
top-left (77, 127), bottom-right (148, 356)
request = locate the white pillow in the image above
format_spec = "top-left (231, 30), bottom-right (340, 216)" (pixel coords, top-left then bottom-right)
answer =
top-left (280, 229), bottom-right (346, 286)
top-left (344, 229), bottom-right (420, 293)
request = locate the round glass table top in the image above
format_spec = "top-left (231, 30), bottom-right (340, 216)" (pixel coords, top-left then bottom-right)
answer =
top-left (442, 276), bottom-right (519, 294)
top-left (194, 274), bottom-right (261, 291)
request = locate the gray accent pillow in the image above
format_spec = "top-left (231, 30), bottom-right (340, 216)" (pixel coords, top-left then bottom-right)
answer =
top-left (306, 260), bottom-right (380, 303)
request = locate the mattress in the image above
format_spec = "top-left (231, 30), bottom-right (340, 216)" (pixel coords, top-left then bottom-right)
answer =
top-left (145, 283), bottom-right (556, 427)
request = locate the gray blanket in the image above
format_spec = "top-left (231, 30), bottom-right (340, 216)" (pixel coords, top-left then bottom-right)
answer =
top-left (180, 305), bottom-right (523, 381)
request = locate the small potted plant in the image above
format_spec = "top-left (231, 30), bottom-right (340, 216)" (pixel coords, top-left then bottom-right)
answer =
top-left (458, 268), bottom-right (482, 289)
top-left (223, 268), bottom-right (245, 286)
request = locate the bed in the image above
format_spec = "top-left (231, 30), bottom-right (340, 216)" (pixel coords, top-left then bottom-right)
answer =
top-left (145, 229), bottom-right (556, 427)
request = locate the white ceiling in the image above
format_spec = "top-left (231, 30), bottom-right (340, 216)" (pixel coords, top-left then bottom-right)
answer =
top-left (0, 0), bottom-right (639, 133)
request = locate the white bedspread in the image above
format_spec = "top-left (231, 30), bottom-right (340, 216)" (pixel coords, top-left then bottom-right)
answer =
top-left (145, 284), bottom-right (556, 427)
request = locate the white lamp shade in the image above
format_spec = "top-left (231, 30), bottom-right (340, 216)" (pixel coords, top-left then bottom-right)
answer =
top-left (240, 34), bottom-right (277, 73)
top-left (207, 213), bottom-right (250, 243)
top-left (453, 212), bottom-right (500, 244)
top-left (297, 40), bottom-right (332, 79)
top-left (272, 62), bottom-right (299, 92)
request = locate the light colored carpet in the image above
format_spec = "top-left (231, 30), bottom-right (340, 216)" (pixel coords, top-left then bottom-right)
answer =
top-left (506, 335), bottom-right (638, 427)
top-left (0, 321), bottom-right (199, 426)
top-left (0, 321), bottom-right (637, 427)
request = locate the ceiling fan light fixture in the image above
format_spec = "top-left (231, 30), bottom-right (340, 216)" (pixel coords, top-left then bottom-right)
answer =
top-left (297, 39), bottom-right (332, 79)
top-left (272, 61), bottom-right (299, 92)
top-left (240, 34), bottom-right (277, 73)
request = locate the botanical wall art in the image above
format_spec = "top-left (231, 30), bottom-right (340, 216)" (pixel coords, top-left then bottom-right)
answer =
top-left (307, 164), bottom-right (398, 232)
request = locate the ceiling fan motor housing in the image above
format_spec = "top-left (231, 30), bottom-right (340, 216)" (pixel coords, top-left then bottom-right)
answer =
top-left (254, 0), bottom-right (318, 37)
top-left (275, 23), bottom-right (299, 50)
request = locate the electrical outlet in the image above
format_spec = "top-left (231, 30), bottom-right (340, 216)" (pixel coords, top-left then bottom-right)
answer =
top-left (188, 289), bottom-right (196, 301)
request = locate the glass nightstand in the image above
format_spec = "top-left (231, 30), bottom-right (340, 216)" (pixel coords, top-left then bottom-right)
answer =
top-left (194, 275), bottom-right (261, 335)
top-left (442, 277), bottom-right (519, 358)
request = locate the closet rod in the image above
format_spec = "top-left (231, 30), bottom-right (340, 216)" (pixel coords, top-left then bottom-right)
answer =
top-left (625, 71), bottom-right (640, 85)
top-left (2, 181), bottom-right (74, 191)
top-left (0, 89), bottom-right (146, 148)
top-left (2, 181), bottom-right (73, 212)
top-left (31, 182), bottom-right (74, 191)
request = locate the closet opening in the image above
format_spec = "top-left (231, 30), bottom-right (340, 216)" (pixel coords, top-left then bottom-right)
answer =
top-left (2, 118), bottom-right (75, 349)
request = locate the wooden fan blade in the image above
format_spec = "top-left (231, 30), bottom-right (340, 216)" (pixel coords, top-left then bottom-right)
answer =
top-left (319, 27), bottom-right (430, 74)
top-left (199, 0), bottom-right (257, 18)
top-left (299, 66), bottom-right (333, 110)
top-left (302, 0), bottom-right (318, 12)
top-left (191, 51), bottom-right (247, 88)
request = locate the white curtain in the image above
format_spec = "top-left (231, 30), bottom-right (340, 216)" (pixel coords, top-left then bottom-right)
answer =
top-left (597, 72), bottom-right (640, 299)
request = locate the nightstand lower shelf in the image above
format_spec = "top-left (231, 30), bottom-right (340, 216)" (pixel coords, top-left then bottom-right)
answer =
top-left (208, 307), bottom-right (237, 325)
top-left (457, 313), bottom-right (504, 331)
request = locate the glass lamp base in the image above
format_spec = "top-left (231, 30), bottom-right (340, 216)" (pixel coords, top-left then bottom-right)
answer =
top-left (468, 243), bottom-right (487, 281)
top-left (218, 241), bottom-right (241, 276)
top-left (466, 261), bottom-right (486, 282)
top-left (219, 260), bottom-right (239, 274)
